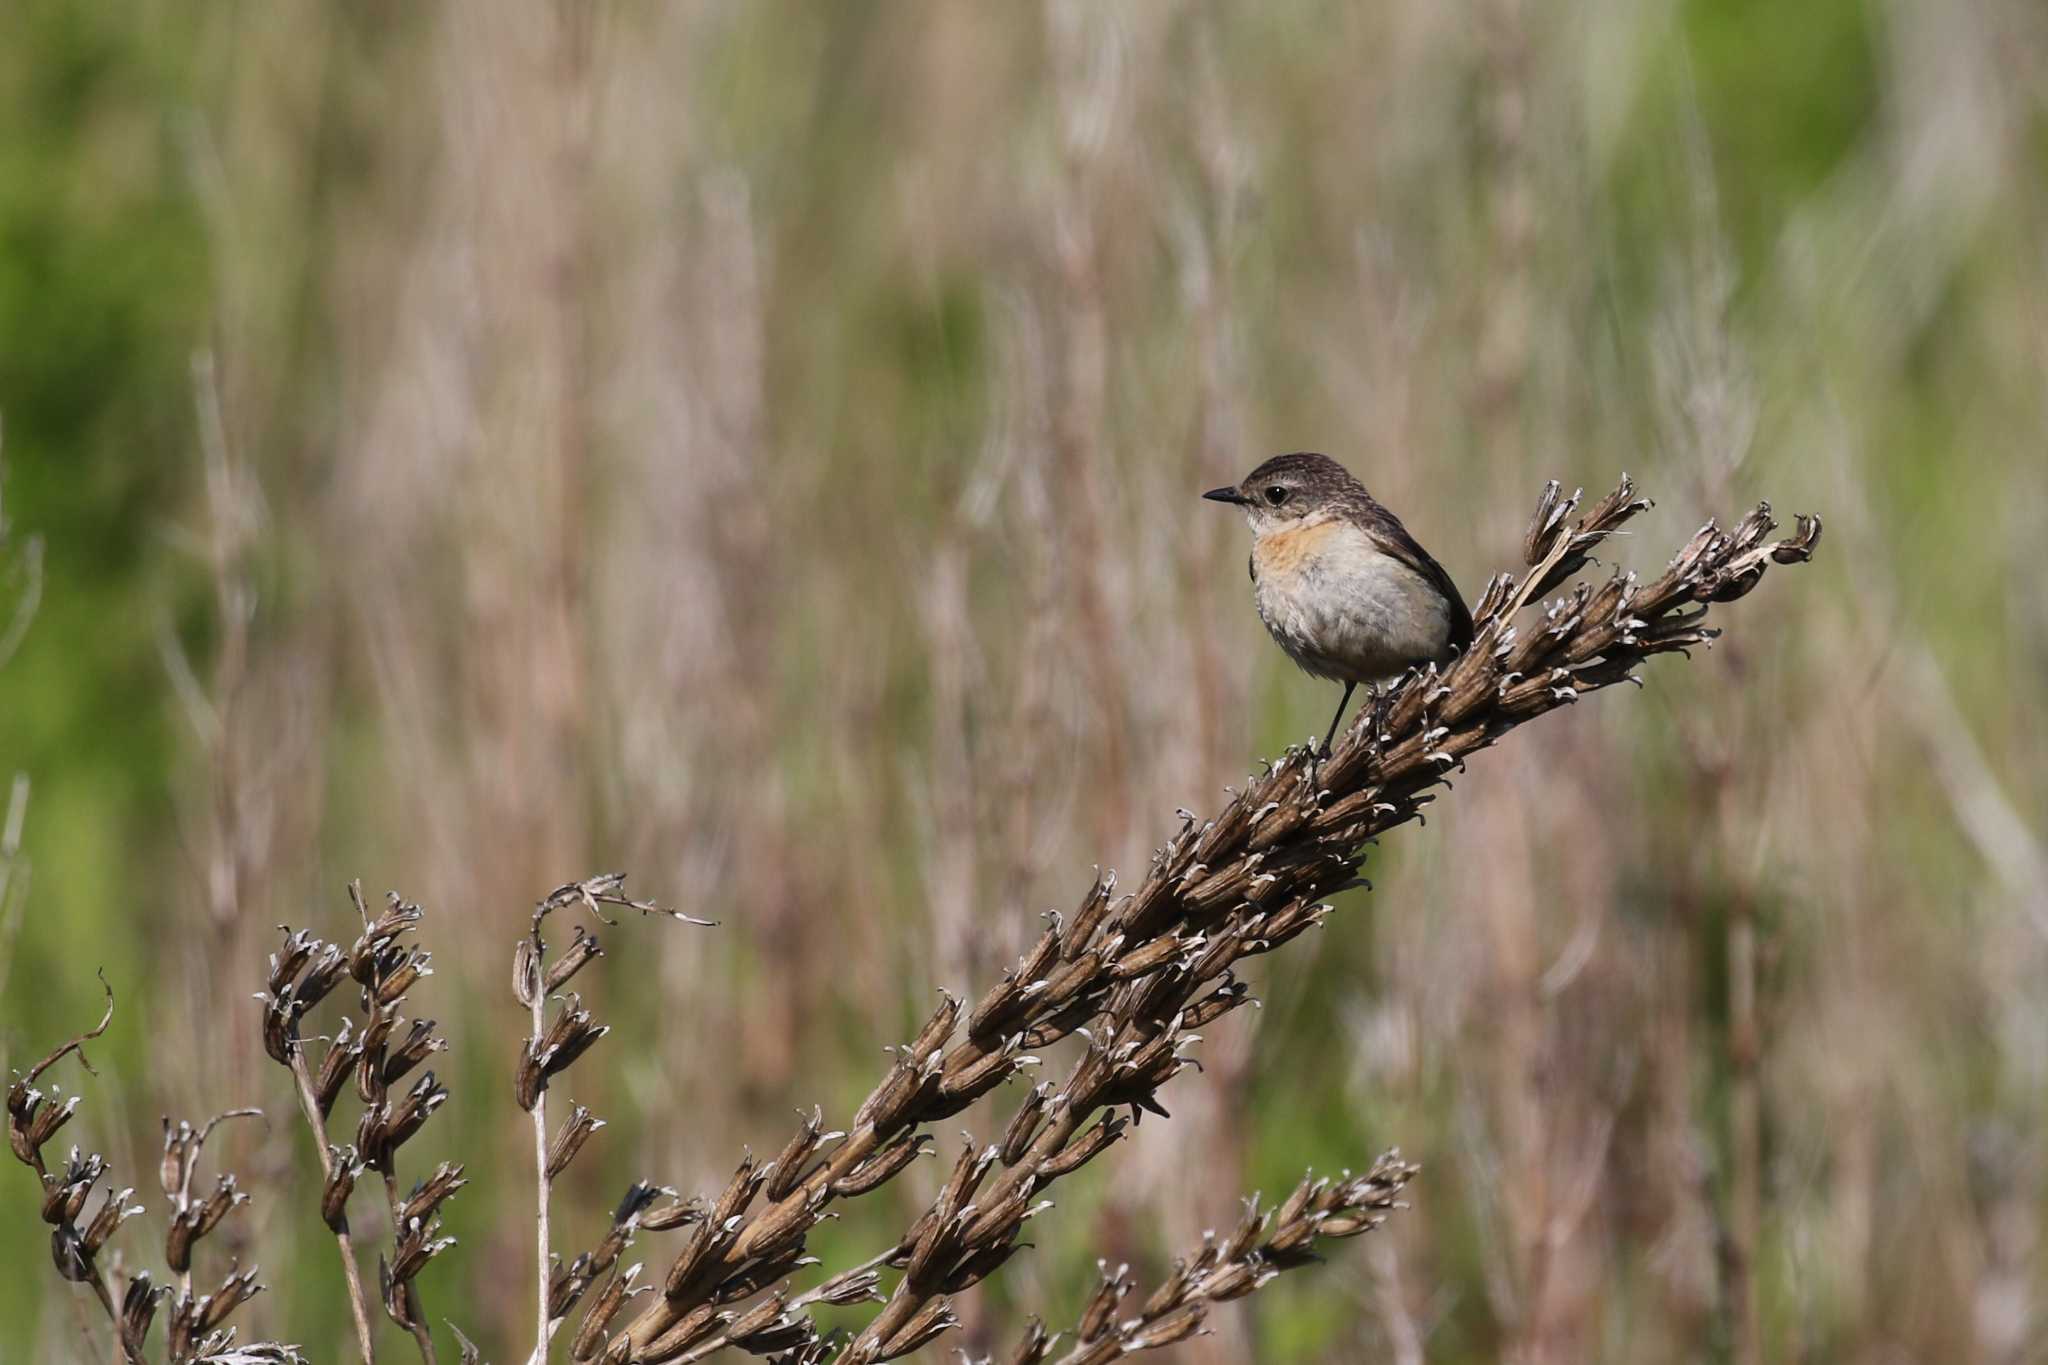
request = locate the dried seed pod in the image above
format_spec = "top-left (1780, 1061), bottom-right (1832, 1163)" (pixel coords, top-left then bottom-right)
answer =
top-left (373, 948), bottom-right (432, 1006)
top-left (935, 1047), bottom-right (1014, 1106)
top-left (80, 1183), bottom-right (141, 1256)
top-left (398, 1161), bottom-right (468, 1225)
top-left (1037, 1113), bottom-right (1126, 1181)
top-left (549, 1250), bottom-right (596, 1319)
top-left (707, 1152), bottom-right (764, 1227)
top-left (829, 1131), bottom-right (931, 1198)
top-left (967, 971), bottom-right (1029, 1042)
top-left (908, 991), bottom-right (961, 1062)
top-left (547, 1105), bottom-right (607, 1180)
top-left (166, 1173), bottom-right (244, 1272)
top-left (381, 1019), bottom-right (446, 1086)
top-left (661, 1214), bottom-right (745, 1301)
top-left (118, 1271), bottom-right (162, 1356)
top-left (513, 936), bottom-right (542, 1009)
top-left (1002, 1318), bottom-right (1052, 1365)
top-left (1000, 1084), bottom-right (1052, 1166)
top-left (321, 1149), bottom-right (362, 1231)
top-left (876, 1297), bottom-right (957, 1359)
top-left (544, 926), bottom-right (605, 994)
top-left (569, 1263), bottom-right (643, 1362)
top-left (637, 1302), bottom-right (724, 1360)
top-left (354, 1008), bottom-right (399, 1104)
top-left (809, 1264), bottom-right (886, 1307)
top-left (11, 1089), bottom-right (80, 1168)
top-left (765, 1108), bottom-right (837, 1202)
top-left (1125, 1302), bottom-right (1206, 1349)
top-left (196, 1265), bottom-right (264, 1332)
top-left (638, 1192), bottom-right (706, 1232)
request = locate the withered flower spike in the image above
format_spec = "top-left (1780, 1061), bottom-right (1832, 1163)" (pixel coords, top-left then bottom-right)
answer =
top-left (605, 481), bottom-right (1815, 1360)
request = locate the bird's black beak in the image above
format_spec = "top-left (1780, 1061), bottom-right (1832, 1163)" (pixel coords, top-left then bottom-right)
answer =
top-left (1202, 486), bottom-right (1249, 506)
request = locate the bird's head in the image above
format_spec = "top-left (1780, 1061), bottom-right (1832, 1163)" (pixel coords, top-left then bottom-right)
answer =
top-left (1203, 452), bottom-right (1361, 532)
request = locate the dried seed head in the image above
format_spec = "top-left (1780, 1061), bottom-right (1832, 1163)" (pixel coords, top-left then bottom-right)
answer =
top-left (876, 1297), bottom-right (957, 1360)
top-left (398, 1161), bottom-right (468, 1226)
top-left (1077, 1262), bottom-right (1132, 1343)
top-left (550, 1250), bottom-right (596, 1320)
top-left (314, 1023), bottom-right (363, 1118)
top-left (708, 1151), bottom-right (766, 1227)
top-left (513, 936), bottom-right (542, 1009)
top-left (391, 1213), bottom-right (457, 1285)
top-left (547, 1105), bottom-right (607, 1181)
top-left (829, 1131), bottom-right (931, 1198)
top-left (119, 1271), bottom-right (163, 1356)
top-left (637, 1192), bottom-right (706, 1232)
top-left (195, 1265), bottom-right (264, 1332)
top-left (321, 1148), bottom-right (363, 1232)
top-left (810, 1264), bottom-right (886, 1307)
top-left (1126, 1302), bottom-right (1206, 1349)
top-left (1000, 1083), bottom-right (1052, 1166)
top-left (10, 1086), bottom-right (80, 1168)
top-left (372, 948), bottom-right (432, 1006)
top-left (381, 1019), bottom-right (446, 1087)
top-left (569, 1264), bottom-right (647, 1362)
top-left (167, 1173), bottom-right (245, 1272)
top-left (545, 926), bottom-right (605, 994)
top-left (765, 1107), bottom-right (827, 1201)
top-left (81, 1183), bottom-right (142, 1256)
top-left (160, 1118), bottom-right (197, 1199)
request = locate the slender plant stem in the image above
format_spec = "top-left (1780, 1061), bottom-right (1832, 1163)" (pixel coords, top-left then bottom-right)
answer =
top-left (287, 1049), bottom-right (378, 1365)
top-left (527, 931), bottom-right (554, 1365)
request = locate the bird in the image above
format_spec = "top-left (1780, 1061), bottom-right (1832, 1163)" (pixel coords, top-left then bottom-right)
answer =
top-left (1204, 452), bottom-right (1473, 755)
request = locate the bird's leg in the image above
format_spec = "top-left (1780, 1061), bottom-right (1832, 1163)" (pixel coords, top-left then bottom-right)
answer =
top-left (1319, 680), bottom-right (1359, 758)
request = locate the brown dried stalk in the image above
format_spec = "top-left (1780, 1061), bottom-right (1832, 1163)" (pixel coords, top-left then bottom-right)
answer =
top-left (7, 978), bottom-right (301, 1364)
top-left (599, 477), bottom-right (1820, 1362)
top-left (259, 884), bottom-right (461, 1364)
top-left (1024, 1153), bottom-right (1418, 1365)
top-left (515, 875), bottom-right (713, 1365)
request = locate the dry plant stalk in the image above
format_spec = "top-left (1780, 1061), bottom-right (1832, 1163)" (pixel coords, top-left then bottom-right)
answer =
top-left (588, 476), bottom-right (1819, 1362)
top-left (8, 478), bottom-right (1818, 1365)
top-left (512, 875), bottom-right (715, 1365)
top-left (5, 976), bottom-right (303, 1363)
top-left (258, 885), bottom-right (464, 1363)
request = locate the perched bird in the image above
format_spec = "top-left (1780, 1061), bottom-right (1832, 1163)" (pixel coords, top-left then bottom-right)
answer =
top-left (1205, 452), bottom-right (1473, 753)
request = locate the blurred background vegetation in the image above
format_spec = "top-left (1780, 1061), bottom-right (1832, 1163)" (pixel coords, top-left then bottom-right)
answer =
top-left (1, 1), bottom-right (2043, 1360)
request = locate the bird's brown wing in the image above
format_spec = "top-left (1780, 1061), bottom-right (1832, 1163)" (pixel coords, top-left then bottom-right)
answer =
top-left (1360, 498), bottom-right (1475, 652)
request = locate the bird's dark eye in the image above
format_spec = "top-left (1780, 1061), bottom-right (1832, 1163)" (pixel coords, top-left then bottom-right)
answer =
top-left (1264, 486), bottom-right (1289, 507)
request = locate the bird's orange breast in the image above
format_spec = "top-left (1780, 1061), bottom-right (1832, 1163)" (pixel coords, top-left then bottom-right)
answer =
top-left (1252, 516), bottom-right (1347, 582)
